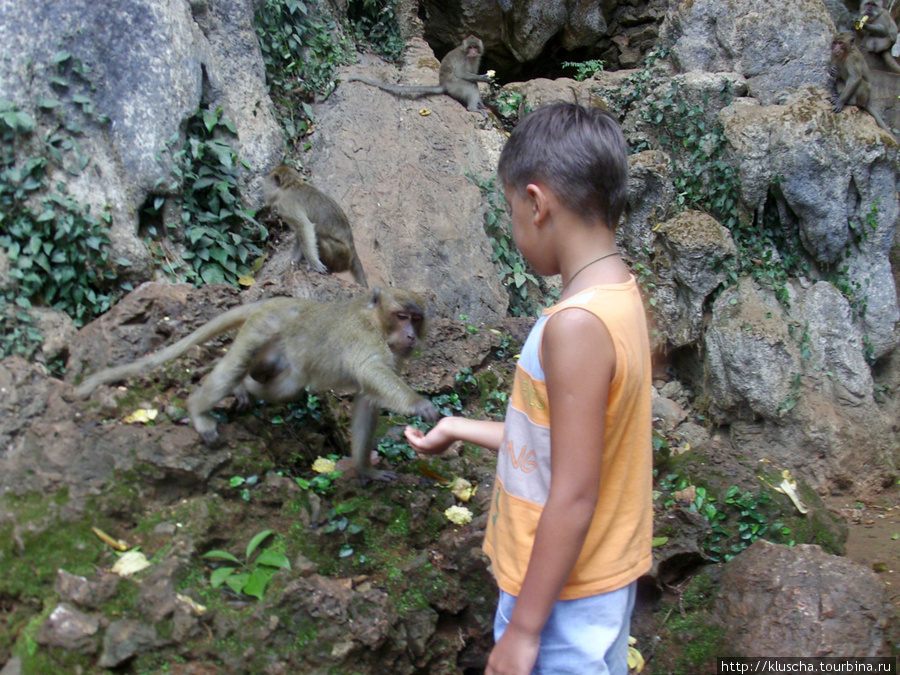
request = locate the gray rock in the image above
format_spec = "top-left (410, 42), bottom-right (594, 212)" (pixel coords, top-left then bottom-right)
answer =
top-left (36, 603), bottom-right (100, 652)
top-left (55, 569), bottom-right (120, 608)
top-left (0, 0), bottom-right (281, 275)
top-left (653, 396), bottom-right (688, 431)
top-left (720, 93), bottom-right (899, 358)
top-left (98, 619), bottom-right (159, 669)
top-left (715, 540), bottom-right (896, 657)
top-left (705, 278), bottom-right (799, 420)
top-left (313, 38), bottom-right (509, 325)
top-left (655, 210), bottom-right (737, 348)
top-left (0, 657), bottom-right (22, 675)
top-left (662, 0), bottom-right (833, 105)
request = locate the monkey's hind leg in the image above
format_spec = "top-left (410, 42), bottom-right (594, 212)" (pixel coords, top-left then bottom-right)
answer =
top-left (883, 52), bottom-right (900, 74)
top-left (188, 329), bottom-right (270, 443)
top-left (866, 104), bottom-right (898, 140)
top-left (351, 395), bottom-right (397, 484)
top-left (292, 211), bottom-right (328, 275)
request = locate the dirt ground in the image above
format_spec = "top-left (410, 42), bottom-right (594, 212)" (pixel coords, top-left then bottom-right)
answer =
top-left (829, 493), bottom-right (900, 612)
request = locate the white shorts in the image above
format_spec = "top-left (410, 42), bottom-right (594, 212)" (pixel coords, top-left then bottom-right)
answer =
top-left (493, 581), bottom-right (637, 675)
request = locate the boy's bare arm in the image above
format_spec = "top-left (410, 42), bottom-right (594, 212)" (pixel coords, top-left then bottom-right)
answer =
top-left (487, 308), bottom-right (614, 675)
top-left (405, 417), bottom-right (504, 455)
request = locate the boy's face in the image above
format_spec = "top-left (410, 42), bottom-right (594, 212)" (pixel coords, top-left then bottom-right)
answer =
top-left (504, 184), bottom-right (553, 276)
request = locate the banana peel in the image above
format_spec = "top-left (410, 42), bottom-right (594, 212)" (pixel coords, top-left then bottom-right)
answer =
top-left (92, 526), bottom-right (129, 551)
top-left (628, 636), bottom-right (645, 673)
top-left (770, 470), bottom-right (809, 515)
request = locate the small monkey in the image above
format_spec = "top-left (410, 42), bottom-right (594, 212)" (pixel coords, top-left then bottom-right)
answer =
top-left (263, 165), bottom-right (368, 287)
top-left (75, 288), bottom-right (439, 482)
top-left (348, 36), bottom-right (490, 114)
top-left (855, 0), bottom-right (900, 73)
top-left (830, 33), bottom-right (895, 137)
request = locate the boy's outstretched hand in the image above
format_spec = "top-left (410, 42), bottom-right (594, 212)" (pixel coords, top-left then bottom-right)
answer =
top-left (404, 420), bottom-right (458, 455)
top-left (404, 417), bottom-right (505, 456)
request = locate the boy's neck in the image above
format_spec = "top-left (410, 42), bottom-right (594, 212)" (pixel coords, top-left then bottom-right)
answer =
top-left (556, 217), bottom-right (625, 297)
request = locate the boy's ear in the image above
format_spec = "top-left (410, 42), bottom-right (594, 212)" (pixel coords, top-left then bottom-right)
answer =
top-left (525, 183), bottom-right (550, 226)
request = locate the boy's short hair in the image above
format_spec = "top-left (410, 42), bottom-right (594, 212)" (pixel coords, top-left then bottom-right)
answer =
top-left (498, 102), bottom-right (629, 230)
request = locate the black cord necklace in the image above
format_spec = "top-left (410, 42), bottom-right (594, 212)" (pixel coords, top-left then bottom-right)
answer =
top-left (563, 251), bottom-right (618, 292)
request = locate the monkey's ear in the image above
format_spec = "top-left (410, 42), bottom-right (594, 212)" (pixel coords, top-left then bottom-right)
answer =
top-left (368, 288), bottom-right (382, 308)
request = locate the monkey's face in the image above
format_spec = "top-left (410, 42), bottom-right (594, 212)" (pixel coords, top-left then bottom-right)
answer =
top-left (832, 39), bottom-right (848, 59)
top-left (862, 1), bottom-right (881, 16)
top-left (387, 309), bottom-right (425, 358)
top-left (463, 36), bottom-right (484, 59)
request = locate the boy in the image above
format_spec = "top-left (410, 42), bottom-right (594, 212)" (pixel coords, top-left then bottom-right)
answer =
top-left (405, 102), bottom-right (652, 675)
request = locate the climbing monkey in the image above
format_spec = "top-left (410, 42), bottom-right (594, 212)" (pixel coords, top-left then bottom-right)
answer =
top-left (830, 33), bottom-right (895, 138)
top-left (75, 288), bottom-right (439, 482)
top-left (263, 165), bottom-right (368, 287)
top-left (855, 0), bottom-right (900, 74)
top-left (347, 36), bottom-right (490, 114)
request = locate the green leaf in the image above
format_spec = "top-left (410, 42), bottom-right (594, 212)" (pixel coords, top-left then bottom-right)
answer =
top-left (651, 536), bottom-right (669, 547)
top-left (243, 567), bottom-right (276, 600)
top-left (209, 566), bottom-right (236, 588)
top-left (199, 264), bottom-right (225, 284)
top-left (225, 572), bottom-right (250, 595)
top-left (202, 110), bottom-right (218, 133)
top-left (246, 529), bottom-right (274, 559)
top-left (256, 550), bottom-right (291, 570)
top-left (202, 550), bottom-right (241, 564)
top-left (13, 111), bottom-right (35, 132)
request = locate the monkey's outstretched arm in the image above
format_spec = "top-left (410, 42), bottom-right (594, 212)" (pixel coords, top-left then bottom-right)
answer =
top-left (458, 73), bottom-right (491, 83)
top-left (355, 361), bottom-right (439, 420)
top-left (346, 76), bottom-right (445, 97)
top-left (74, 301), bottom-right (266, 398)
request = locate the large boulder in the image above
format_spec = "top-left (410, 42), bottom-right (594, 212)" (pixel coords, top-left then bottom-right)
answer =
top-left (304, 38), bottom-right (509, 324)
top-left (0, 0), bottom-right (282, 275)
top-left (662, 0), bottom-right (834, 105)
top-left (653, 210), bottom-right (736, 348)
top-left (715, 540), bottom-right (897, 657)
top-left (705, 278), bottom-right (898, 492)
top-left (720, 93), bottom-right (899, 358)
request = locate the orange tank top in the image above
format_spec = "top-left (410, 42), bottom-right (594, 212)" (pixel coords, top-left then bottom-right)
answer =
top-left (483, 277), bottom-right (653, 599)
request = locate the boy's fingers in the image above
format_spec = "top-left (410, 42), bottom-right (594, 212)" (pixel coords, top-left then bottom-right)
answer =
top-left (404, 426), bottom-right (424, 443)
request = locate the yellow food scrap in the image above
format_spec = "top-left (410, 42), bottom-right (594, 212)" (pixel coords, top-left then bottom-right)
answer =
top-left (91, 526), bottom-right (129, 551)
top-left (450, 477), bottom-right (477, 502)
top-left (123, 408), bottom-right (158, 424)
top-left (628, 636), bottom-right (645, 673)
top-left (111, 550), bottom-right (151, 577)
top-left (444, 505), bottom-right (473, 525)
top-left (312, 457), bottom-right (336, 474)
top-left (176, 593), bottom-right (207, 616)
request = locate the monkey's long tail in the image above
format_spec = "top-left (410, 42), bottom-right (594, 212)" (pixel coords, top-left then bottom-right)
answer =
top-left (351, 257), bottom-right (369, 288)
top-left (74, 301), bottom-right (267, 398)
top-left (346, 76), bottom-right (444, 97)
